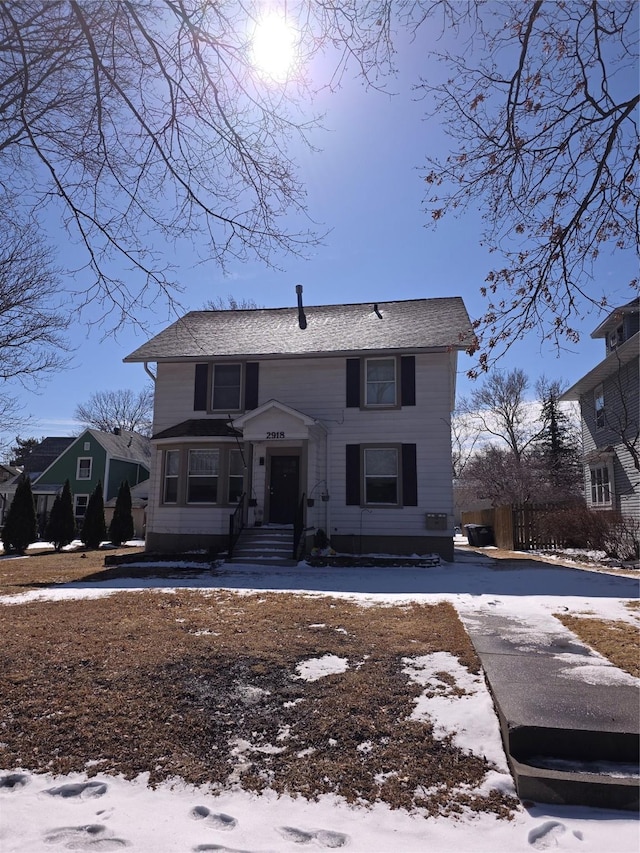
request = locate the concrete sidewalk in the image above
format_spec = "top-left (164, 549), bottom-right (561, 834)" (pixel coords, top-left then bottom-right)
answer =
top-left (464, 608), bottom-right (639, 811)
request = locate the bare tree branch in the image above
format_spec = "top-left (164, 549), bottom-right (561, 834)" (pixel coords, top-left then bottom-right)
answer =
top-left (417, 0), bottom-right (639, 372)
top-left (74, 387), bottom-right (154, 437)
top-left (0, 212), bottom-right (70, 389)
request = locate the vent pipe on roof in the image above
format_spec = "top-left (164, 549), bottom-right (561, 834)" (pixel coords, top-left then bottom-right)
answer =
top-left (296, 284), bottom-right (307, 330)
top-left (373, 303), bottom-right (383, 319)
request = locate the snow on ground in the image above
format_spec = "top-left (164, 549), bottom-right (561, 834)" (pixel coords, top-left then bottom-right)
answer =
top-left (1, 547), bottom-right (638, 852)
top-left (2, 768), bottom-right (638, 853)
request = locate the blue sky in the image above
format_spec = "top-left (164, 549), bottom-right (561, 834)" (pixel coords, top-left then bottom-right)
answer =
top-left (4, 24), bottom-right (636, 447)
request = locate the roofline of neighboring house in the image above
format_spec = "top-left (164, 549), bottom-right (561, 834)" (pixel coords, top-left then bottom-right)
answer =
top-left (31, 428), bottom-right (150, 485)
top-left (560, 331), bottom-right (639, 401)
top-left (590, 297), bottom-right (639, 338)
top-left (124, 345), bottom-right (461, 364)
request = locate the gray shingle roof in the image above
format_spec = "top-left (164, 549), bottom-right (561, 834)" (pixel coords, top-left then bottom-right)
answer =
top-left (20, 437), bottom-right (75, 474)
top-left (88, 429), bottom-right (151, 465)
top-left (124, 298), bottom-right (473, 362)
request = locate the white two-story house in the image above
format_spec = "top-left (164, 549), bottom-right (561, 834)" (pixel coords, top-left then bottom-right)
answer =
top-left (561, 297), bottom-right (639, 523)
top-left (124, 296), bottom-right (472, 560)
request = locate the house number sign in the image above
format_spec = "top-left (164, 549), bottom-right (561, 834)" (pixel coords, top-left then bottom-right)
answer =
top-left (266, 431), bottom-right (285, 439)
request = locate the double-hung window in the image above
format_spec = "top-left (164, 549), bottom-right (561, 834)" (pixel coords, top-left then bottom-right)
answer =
top-left (594, 384), bottom-right (605, 430)
top-left (365, 358), bottom-right (396, 407)
top-left (77, 457), bottom-right (92, 480)
top-left (212, 364), bottom-right (242, 411)
top-left (164, 449), bottom-right (180, 503)
top-left (590, 465), bottom-right (611, 506)
top-left (187, 449), bottom-right (219, 503)
top-left (364, 447), bottom-right (398, 504)
top-left (74, 494), bottom-right (88, 522)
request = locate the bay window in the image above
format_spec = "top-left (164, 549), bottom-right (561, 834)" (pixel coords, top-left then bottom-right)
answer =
top-left (228, 449), bottom-right (244, 502)
top-left (163, 449), bottom-right (180, 503)
top-left (187, 449), bottom-right (219, 503)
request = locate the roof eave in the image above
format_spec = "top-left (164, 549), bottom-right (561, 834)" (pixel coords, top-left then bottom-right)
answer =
top-left (560, 332), bottom-right (639, 400)
top-left (124, 344), bottom-right (470, 364)
top-left (590, 300), bottom-right (639, 338)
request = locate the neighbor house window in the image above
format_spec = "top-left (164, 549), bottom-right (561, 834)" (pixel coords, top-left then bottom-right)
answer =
top-left (163, 449), bottom-right (180, 504)
top-left (77, 457), bottom-right (92, 480)
top-left (74, 494), bottom-right (88, 522)
top-left (365, 358), bottom-right (397, 407)
top-left (228, 449), bottom-right (244, 503)
top-left (590, 465), bottom-right (612, 506)
top-left (594, 384), bottom-right (605, 430)
top-left (363, 447), bottom-right (398, 504)
top-left (187, 449), bottom-right (219, 503)
top-left (212, 364), bottom-right (242, 411)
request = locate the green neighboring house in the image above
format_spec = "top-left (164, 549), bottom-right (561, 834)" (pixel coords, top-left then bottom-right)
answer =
top-left (30, 429), bottom-right (151, 533)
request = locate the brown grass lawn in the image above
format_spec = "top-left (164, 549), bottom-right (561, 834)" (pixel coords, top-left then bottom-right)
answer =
top-left (555, 613), bottom-right (640, 678)
top-left (0, 549), bottom-right (518, 818)
top-left (1, 549), bottom-right (636, 820)
top-left (0, 545), bottom-right (145, 596)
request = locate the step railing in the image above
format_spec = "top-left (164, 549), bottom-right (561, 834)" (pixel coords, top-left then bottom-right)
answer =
top-left (292, 493), bottom-right (306, 559)
top-left (227, 492), bottom-right (246, 560)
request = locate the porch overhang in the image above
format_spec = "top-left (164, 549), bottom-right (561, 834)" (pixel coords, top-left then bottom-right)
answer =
top-left (231, 400), bottom-right (325, 442)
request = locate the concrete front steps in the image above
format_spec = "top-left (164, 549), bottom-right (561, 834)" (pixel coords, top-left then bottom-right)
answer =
top-left (465, 611), bottom-right (639, 811)
top-left (506, 727), bottom-right (639, 811)
top-left (229, 526), bottom-right (297, 566)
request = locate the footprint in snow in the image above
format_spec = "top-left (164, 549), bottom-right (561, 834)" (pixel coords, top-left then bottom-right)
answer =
top-left (193, 846), bottom-right (252, 853)
top-left (0, 772), bottom-right (30, 791)
top-left (45, 781), bottom-right (108, 799)
top-left (316, 831), bottom-right (349, 848)
top-left (278, 826), bottom-right (349, 848)
top-left (43, 824), bottom-right (129, 849)
top-left (528, 821), bottom-right (567, 848)
top-left (191, 805), bottom-right (238, 830)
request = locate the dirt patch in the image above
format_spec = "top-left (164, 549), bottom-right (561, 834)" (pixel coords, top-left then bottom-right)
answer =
top-left (555, 614), bottom-right (640, 678)
top-left (0, 590), bottom-right (517, 818)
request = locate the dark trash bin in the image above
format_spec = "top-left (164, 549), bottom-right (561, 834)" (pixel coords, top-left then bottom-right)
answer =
top-left (465, 524), bottom-right (495, 547)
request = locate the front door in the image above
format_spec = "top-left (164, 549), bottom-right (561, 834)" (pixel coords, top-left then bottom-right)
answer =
top-left (268, 455), bottom-right (300, 524)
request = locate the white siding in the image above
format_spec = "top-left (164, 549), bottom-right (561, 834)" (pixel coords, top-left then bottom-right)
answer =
top-left (154, 363), bottom-right (201, 433)
top-left (149, 350), bottom-right (459, 542)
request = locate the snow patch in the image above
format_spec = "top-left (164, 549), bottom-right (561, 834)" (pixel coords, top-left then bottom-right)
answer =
top-left (295, 654), bottom-right (349, 682)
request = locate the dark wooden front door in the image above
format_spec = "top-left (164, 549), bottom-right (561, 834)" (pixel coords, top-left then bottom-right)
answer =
top-left (268, 455), bottom-right (300, 524)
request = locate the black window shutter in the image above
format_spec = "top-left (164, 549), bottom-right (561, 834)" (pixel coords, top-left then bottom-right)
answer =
top-left (345, 444), bottom-right (361, 505)
top-left (244, 362), bottom-right (259, 410)
top-left (401, 444), bottom-right (418, 506)
top-left (400, 356), bottom-right (416, 406)
top-left (346, 359), bottom-right (360, 407)
top-left (194, 363), bottom-right (209, 411)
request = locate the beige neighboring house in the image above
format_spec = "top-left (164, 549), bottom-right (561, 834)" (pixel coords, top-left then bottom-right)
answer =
top-left (561, 297), bottom-right (639, 523)
top-left (104, 479), bottom-right (149, 540)
top-left (124, 296), bottom-right (473, 560)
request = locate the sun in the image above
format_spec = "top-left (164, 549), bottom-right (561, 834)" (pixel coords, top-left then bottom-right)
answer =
top-left (251, 13), bottom-right (298, 82)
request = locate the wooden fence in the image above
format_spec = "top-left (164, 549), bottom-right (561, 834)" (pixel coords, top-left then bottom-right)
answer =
top-left (460, 506), bottom-right (513, 549)
top-left (461, 504), bottom-right (568, 551)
